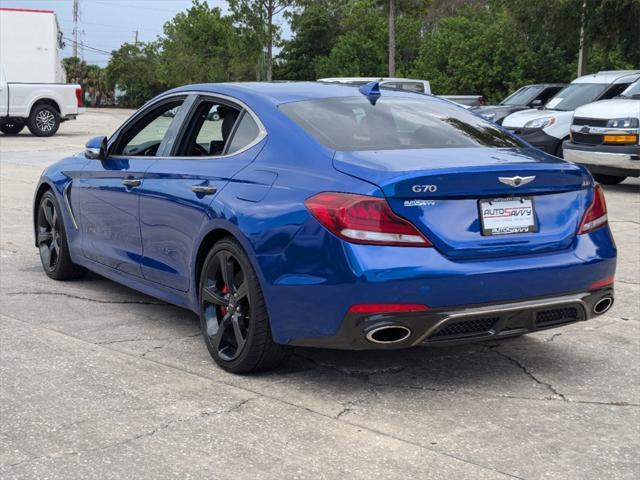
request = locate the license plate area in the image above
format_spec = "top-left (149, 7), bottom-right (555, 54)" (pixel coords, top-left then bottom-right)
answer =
top-left (479, 197), bottom-right (537, 236)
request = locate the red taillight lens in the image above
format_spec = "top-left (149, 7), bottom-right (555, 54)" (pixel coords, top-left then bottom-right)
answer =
top-left (479, 96), bottom-right (484, 106)
top-left (589, 276), bottom-right (614, 290)
top-left (75, 87), bottom-right (83, 107)
top-left (305, 192), bottom-right (432, 247)
top-left (348, 304), bottom-right (429, 314)
top-left (578, 184), bottom-right (608, 234)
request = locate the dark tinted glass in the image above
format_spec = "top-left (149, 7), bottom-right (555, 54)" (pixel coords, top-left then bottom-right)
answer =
top-left (227, 112), bottom-right (261, 154)
top-left (500, 86), bottom-right (541, 106)
top-left (280, 96), bottom-right (524, 151)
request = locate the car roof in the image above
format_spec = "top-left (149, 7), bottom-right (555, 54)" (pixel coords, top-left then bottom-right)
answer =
top-left (318, 77), bottom-right (428, 83)
top-left (165, 81), bottom-right (430, 105)
top-left (572, 70), bottom-right (640, 85)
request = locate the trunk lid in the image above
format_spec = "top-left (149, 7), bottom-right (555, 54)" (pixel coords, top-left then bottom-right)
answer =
top-left (334, 147), bottom-right (590, 259)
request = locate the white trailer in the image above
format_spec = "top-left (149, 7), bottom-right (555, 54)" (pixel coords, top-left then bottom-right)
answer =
top-left (0, 7), bottom-right (66, 83)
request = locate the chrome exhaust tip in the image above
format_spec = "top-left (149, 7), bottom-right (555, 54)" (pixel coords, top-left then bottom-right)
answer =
top-left (365, 325), bottom-right (412, 344)
top-left (593, 297), bottom-right (613, 315)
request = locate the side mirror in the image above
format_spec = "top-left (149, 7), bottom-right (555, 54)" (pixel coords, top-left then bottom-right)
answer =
top-left (530, 99), bottom-right (542, 108)
top-left (85, 136), bottom-right (107, 160)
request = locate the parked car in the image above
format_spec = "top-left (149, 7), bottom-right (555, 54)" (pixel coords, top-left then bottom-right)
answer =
top-left (0, 68), bottom-right (83, 136)
top-left (472, 84), bottom-right (566, 124)
top-left (317, 77), bottom-right (483, 106)
top-left (502, 70), bottom-right (640, 157)
top-left (33, 82), bottom-right (616, 373)
top-left (563, 80), bottom-right (640, 184)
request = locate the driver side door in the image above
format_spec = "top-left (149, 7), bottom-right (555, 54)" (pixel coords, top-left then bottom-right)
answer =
top-left (76, 96), bottom-right (188, 277)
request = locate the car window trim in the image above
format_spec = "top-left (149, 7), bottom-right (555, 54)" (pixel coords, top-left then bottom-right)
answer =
top-left (162, 92), bottom-right (267, 161)
top-left (107, 93), bottom-right (192, 158)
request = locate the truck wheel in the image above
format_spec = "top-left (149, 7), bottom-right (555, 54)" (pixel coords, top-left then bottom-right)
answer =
top-left (0, 121), bottom-right (24, 135)
top-left (28, 104), bottom-right (60, 137)
top-left (593, 173), bottom-right (626, 185)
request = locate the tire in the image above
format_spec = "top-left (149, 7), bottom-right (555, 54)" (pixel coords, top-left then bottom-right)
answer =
top-left (0, 121), bottom-right (24, 135)
top-left (36, 191), bottom-right (87, 280)
top-left (593, 173), bottom-right (626, 185)
top-left (27, 104), bottom-right (60, 137)
top-left (199, 238), bottom-right (289, 373)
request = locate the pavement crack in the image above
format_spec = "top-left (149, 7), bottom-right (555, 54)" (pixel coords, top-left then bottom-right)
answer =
top-left (544, 332), bottom-right (562, 342)
top-left (5, 291), bottom-right (166, 305)
top-left (4, 398), bottom-right (255, 470)
top-left (491, 349), bottom-right (567, 401)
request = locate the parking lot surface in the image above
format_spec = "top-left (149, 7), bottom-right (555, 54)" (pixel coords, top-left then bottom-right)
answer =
top-left (1, 109), bottom-right (639, 479)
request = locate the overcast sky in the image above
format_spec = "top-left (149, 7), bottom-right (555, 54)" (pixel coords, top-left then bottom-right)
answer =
top-left (0, 0), bottom-right (288, 66)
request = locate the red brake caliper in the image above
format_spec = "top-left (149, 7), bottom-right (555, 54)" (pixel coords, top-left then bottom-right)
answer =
top-left (219, 285), bottom-right (229, 316)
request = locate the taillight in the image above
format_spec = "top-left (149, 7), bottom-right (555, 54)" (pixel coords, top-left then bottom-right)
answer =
top-left (75, 87), bottom-right (83, 107)
top-left (578, 184), bottom-right (608, 234)
top-left (479, 96), bottom-right (484, 106)
top-left (305, 192), bottom-right (432, 247)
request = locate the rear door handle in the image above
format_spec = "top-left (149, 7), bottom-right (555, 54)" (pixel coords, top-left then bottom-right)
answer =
top-left (122, 178), bottom-right (141, 187)
top-left (191, 185), bottom-right (217, 195)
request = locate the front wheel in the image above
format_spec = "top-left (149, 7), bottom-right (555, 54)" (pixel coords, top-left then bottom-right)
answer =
top-left (199, 238), bottom-right (289, 373)
top-left (593, 173), bottom-right (626, 185)
top-left (28, 104), bottom-right (60, 137)
top-left (36, 191), bottom-right (87, 280)
top-left (0, 121), bottom-right (24, 135)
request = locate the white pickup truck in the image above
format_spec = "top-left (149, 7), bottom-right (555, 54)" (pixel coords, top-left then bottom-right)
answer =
top-left (0, 69), bottom-right (83, 136)
top-left (562, 80), bottom-right (640, 184)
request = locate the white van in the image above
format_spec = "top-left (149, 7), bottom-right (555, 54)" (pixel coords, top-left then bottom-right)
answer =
top-left (562, 80), bottom-right (640, 184)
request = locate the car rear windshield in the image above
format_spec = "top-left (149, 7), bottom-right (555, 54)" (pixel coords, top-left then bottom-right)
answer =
top-left (280, 96), bottom-right (524, 151)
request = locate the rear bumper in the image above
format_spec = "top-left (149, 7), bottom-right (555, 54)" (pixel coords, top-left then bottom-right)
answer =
top-left (563, 142), bottom-right (640, 177)
top-left (264, 225), bottom-right (616, 345)
top-left (289, 288), bottom-right (614, 349)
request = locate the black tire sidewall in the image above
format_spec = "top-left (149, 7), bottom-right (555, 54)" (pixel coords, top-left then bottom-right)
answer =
top-left (199, 239), bottom-right (269, 372)
top-left (38, 191), bottom-right (78, 279)
top-left (28, 105), bottom-right (60, 137)
top-left (0, 122), bottom-right (24, 135)
top-left (592, 173), bottom-right (626, 185)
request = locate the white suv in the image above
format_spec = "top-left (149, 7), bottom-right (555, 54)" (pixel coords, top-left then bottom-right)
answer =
top-left (502, 70), bottom-right (640, 157)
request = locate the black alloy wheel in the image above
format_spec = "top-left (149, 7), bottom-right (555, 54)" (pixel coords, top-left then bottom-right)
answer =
top-left (199, 238), bottom-right (288, 373)
top-left (36, 191), bottom-right (86, 280)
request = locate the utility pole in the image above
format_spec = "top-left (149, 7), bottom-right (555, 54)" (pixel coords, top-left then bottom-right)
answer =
top-left (577, 0), bottom-right (588, 76)
top-left (134, 29), bottom-right (139, 45)
top-left (72, 0), bottom-right (79, 57)
top-left (388, 0), bottom-right (396, 77)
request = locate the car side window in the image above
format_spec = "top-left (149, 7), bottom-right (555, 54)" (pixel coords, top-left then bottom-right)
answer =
top-left (226, 112), bottom-right (261, 155)
top-left (538, 87), bottom-right (562, 105)
top-left (602, 83), bottom-right (631, 100)
top-left (177, 100), bottom-right (242, 156)
top-left (114, 100), bottom-right (185, 157)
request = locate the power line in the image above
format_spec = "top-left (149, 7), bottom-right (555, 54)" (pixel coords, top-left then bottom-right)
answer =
top-left (64, 37), bottom-right (112, 55)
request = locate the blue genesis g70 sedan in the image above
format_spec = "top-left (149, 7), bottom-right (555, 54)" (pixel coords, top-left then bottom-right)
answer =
top-left (33, 82), bottom-right (616, 373)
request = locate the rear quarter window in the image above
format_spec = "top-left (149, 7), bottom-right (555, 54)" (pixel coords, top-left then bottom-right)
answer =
top-left (280, 96), bottom-right (524, 151)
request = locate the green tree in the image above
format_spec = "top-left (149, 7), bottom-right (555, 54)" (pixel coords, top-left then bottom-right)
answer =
top-left (229, 0), bottom-right (293, 81)
top-left (159, 1), bottom-right (241, 85)
top-left (275, 0), bottom-right (346, 80)
top-left (105, 42), bottom-right (164, 107)
top-left (411, 6), bottom-right (571, 100)
top-left (314, 0), bottom-right (388, 77)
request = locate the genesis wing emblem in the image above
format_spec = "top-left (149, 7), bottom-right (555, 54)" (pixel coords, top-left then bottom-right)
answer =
top-left (498, 175), bottom-right (536, 187)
